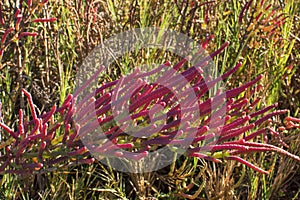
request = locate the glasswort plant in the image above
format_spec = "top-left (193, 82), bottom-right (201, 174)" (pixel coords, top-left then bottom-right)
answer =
top-left (0, 40), bottom-right (299, 175)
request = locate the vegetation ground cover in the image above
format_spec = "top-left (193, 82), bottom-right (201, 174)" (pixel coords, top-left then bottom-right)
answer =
top-left (0, 0), bottom-right (299, 199)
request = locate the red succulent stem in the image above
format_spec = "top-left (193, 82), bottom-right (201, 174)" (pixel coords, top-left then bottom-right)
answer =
top-left (200, 97), bottom-right (227, 117)
top-left (244, 128), bottom-right (267, 141)
top-left (66, 124), bottom-right (80, 147)
top-left (93, 137), bottom-right (117, 153)
top-left (225, 75), bottom-right (263, 99)
top-left (62, 124), bottom-right (71, 144)
top-left (22, 162), bottom-right (43, 170)
top-left (0, 157), bottom-right (11, 172)
top-left (265, 10), bottom-right (276, 23)
top-left (32, 18), bottom-right (57, 23)
top-left (255, 12), bottom-right (263, 22)
top-left (41, 123), bottom-right (47, 138)
top-left (231, 146), bottom-right (273, 155)
top-left (57, 94), bottom-right (73, 113)
top-left (116, 143), bottom-right (134, 149)
top-left (203, 103), bottom-right (230, 127)
top-left (265, 4), bottom-right (272, 11)
top-left (285, 116), bottom-right (300, 123)
top-left (198, 98), bottom-right (212, 112)
top-left (250, 103), bottom-right (278, 118)
top-left (18, 109), bottom-right (24, 137)
top-left (144, 135), bottom-right (174, 146)
top-left (117, 110), bottom-right (149, 124)
top-left (75, 94), bottom-right (96, 114)
top-left (95, 80), bottom-right (118, 96)
top-left (45, 123), bottom-right (61, 141)
top-left (225, 156), bottom-right (269, 174)
top-left (18, 32), bottom-right (39, 38)
top-left (221, 115), bottom-right (251, 133)
top-left (137, 85), bottom-right (155, 100)
top-left (245, 97), bottom-right (261, 111)
top-left (79, 118), bottom-right (101, 138)
top-left (72, 158), bottom-right (95, 165)
top-left (22, 89), bottom-right (38, 120)
top-left (209, 41), bottom-right (230, 58)
top-left (27, 0), bottom-right (32, 8)
top-left (209, 115), bottom-right (231, 130)
top-left (94, 92), bottom-right (111, 109)
top-left (114, 151), bottom-right (147, 161)
top-left (173, 56), bottom-right (190, 71)
top-left (192, 133), bottom-right (216, 144)
top-left (38, 141), bottom-right (47, 160)
top-left (29, 118), bottom-right (40, 136)
top-left (67, 147), bottom-right (87, 157)
top-left (108, 128), bottom-right (127, 141)
top-left (219, 123), bottom-right (255, 142)
top-left (46, 156), bottom-right (68, 166)
top-left (75, 98), bottom-right (97, 123)
top-left (15, 147), bottom-right (25, 165)
top-left (181, 67), bottom-right (202, 83)
top-left (270, 14), bottom-right (284, 24)
top-left (239, 0), bottom-right (254, 24)
top-left (95, 103), bottom-right (111, 116)
top-left (14, 9), bottom-right (21, 18)
top-left (254, 110), bottom-right (288, 126)
top-left (233, 141), bottom-right (300, 162)
top-left (188, 152), bottom-right (222, 163)
top-left (189, 144), bottom-right (248, 154)
top-left (28, 133), bottom-right (44, 141)
top-left (0, 122), bottom-right (17, 138)
top-left (15, 18), bottom-right (22, 31)
top-left (129, 87), bottom-right (169, 112)
top-left (64, 102), bottom-right (75, 126)
top-left (78, 110), bottom-right (101, 132)
top-left (222, 63), bottom-right (242, 80)
top-left (43, 105), bottom-right (56, 125)
top-left (1, 27), bottom-right (14, 45)
top-left (181, 61), bottom-right (205, 80)
top-left (229, 99), bottom-right (249, 111)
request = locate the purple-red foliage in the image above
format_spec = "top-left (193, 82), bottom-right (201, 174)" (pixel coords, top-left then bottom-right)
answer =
top-left (0, 39), bottom-right (299, 175)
